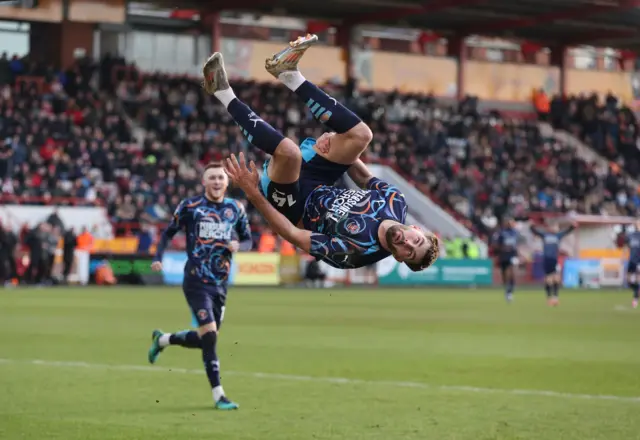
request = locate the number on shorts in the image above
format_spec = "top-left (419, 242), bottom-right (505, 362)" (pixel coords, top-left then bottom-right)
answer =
top-left (272, 190), bottom-right (296, 208)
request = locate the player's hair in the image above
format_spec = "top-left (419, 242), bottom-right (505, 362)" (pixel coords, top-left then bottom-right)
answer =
top-left (406, 232), bottom-right (440, 272)
top-left (204, 161), bottom-right (224, 172)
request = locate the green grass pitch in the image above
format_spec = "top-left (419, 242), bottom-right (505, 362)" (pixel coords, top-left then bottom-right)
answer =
top-left (1, 286), bottom-right (640, 440)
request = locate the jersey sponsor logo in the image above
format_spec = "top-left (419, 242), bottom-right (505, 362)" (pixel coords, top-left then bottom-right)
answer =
top-left (319, 111), bottom-right (332, 123)
top-left (503, 237), bottom-right (517, 247)
top-left (326, 189), bottom-right (368, 223)
top-left (544, 236), bottom-right (559, 244)
top-left (272, 189), bottom-right (296, 208)
top-left (198, 220), bottom-right (232, 241)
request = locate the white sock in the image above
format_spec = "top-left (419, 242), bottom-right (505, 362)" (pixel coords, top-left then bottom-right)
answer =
top-left (158, 334), bottom-right (171, 348)
top-left (212, 385), bottom-right (225, 402)
top-left (213, 88), bottom-right (236, 108)
top-left (278, 71), bottom-right (305, 91)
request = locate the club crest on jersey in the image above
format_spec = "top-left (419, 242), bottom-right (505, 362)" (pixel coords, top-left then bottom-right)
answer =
top-left (223, 208), bottom-right (234, 220)
top-left (346, 220), bottom-right (361, 234)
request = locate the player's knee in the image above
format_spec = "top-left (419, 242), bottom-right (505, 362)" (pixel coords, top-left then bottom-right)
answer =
top-left (199, 331), bottom-right (218, 363)
top-left (349, 122), bottom-right (373, 149)
top-left (197, 322), bottom-right (217, 337)
top-left (275, 138), bottom-right (302, 167)
top-left (200, 330), bottom-right (217, 345)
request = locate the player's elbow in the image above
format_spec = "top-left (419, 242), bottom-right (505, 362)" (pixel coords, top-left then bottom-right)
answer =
top-left (350, 171), bottom-right (372, 188)
top-left (287, 229), bottom-right (311, 253)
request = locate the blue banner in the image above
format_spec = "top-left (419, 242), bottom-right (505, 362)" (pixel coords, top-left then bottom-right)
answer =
top-left (162, 252), bottom-right (188, 285)
top-left (562, 259), bottom-right (600, 288)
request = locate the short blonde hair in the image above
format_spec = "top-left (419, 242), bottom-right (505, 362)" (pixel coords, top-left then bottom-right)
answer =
top-left (204, 161), bottom-right (223, 172)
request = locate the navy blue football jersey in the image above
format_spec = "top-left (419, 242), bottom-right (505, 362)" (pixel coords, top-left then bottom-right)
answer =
top-left (531, 226), bottom-right (574, 259)
top-left (302, 177), bottom-right (407, 269)
top-left (626, 231), bottom-right (640, 263)
top-left (155, 196), bottom-right (252, 287)
top-left (494, 228), bottom-right (520, 261)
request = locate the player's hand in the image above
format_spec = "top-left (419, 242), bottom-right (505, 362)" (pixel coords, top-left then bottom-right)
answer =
top-left (151, 261), bottom-right (163, 272)
top-left (225, 152), bottom-right (259, 196)
top-left (229, 240), bottom-right (240, 252)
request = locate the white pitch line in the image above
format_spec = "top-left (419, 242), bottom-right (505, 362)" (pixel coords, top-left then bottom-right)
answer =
top-left (0, 358), bottom-right (638, 403)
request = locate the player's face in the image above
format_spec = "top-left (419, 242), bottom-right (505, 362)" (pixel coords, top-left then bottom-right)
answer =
top-left (386, 224), bottom-right (430, 264)
top-left (202, 167), bottom-right (228, 201)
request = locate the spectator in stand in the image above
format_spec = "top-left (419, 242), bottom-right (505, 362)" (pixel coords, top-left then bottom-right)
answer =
top-left (0, 137), bottom-right (13, 181)
top-left (141, 194), bottom-right (171, 224)
top-left (0, 52), bottom-right (11, 85)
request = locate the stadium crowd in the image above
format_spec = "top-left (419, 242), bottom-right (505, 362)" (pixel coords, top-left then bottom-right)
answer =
top-left (1, 52), bottom-right (640, 281)
top-left (547, 91), bottom-right (640, 181)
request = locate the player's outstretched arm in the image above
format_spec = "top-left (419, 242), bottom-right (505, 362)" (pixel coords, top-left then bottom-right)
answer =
top-left (152, 201), bottom-right (185, 271)
top-left (225, 153), bottom-right (312, 253)
top-left (561, 222), bottom-right (578, 237)
top-left (346, 159), bottom-right (374, 188)
top-left (530, 224), bottom-right (543, 237)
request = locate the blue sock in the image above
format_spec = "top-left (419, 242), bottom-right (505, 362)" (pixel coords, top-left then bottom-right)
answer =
top-left (545, 283), bottom-right (552, 298)
top-left (169, 330), bottom-right (201, 349)
top-left (294, 81), bottom-right (361, 133)
top-left (553, 283), bottom-right (560, 297)
top-left (227, 98), bottom-right (284, 155)
top-left (201, 331), bottom-right (221, 389)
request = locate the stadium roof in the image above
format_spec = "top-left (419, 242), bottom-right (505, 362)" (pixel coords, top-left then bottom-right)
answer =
top-left (151, 0), bottom-right (640, 51)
